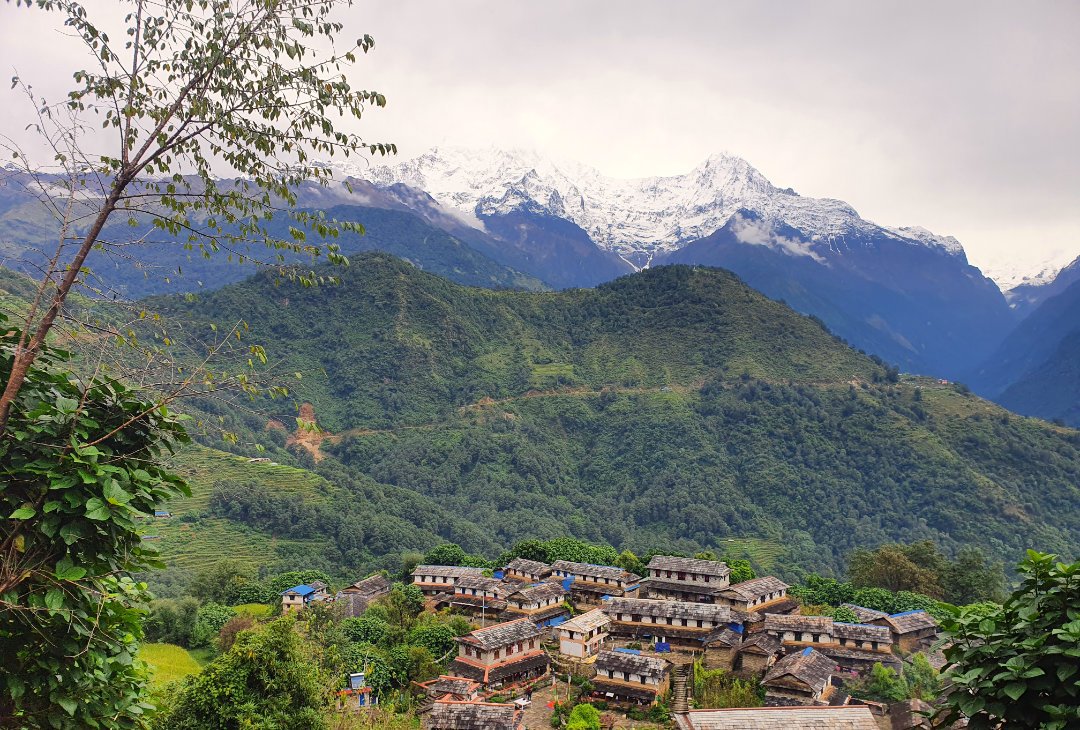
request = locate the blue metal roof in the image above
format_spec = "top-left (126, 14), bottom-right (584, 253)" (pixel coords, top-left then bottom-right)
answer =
top-left (801, 647), bottom-right (813, 655)
top-left (281, 584), bottom-right (315, 597)
top-left (889, 609), bottom-right (927, 617)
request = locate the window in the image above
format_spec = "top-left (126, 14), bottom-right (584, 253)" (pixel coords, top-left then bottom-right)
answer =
top-left (696, 620), bottom-right (703, 628)
top-left (529, 640), bottom-right (535, 649)
top-left (494, 649), bottom-right (500, 659)
top-left (623, 672), bottom-right (630, 681)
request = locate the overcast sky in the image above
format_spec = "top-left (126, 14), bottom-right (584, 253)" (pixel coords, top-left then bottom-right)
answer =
top-left (2, 1), bottom-right (1078, 283)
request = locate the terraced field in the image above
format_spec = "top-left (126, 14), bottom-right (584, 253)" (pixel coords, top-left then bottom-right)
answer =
top-left (715, 537), bottom-right (785, 572)
top-left (141, 445), bottom-right (329, 574)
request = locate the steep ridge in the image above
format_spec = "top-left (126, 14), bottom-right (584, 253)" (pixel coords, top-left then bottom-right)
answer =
top-left (150, 254), bottom-right (1080, 574)
top-left (1006, 254), bottom-right (1080, 317)
top-left (659, 211), bottom-right (1008, 377)
top-left (970, 278), bottom-right (1080, 425)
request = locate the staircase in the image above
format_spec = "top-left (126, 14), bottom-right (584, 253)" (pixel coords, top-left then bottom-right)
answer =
top-left (670, 664), bottom-right (691, 714)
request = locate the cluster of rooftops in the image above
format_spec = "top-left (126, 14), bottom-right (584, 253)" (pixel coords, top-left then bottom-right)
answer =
top-left (276, 554), bottom-right (941, 729)
top-left (397, 553), bottom-right (942, 729)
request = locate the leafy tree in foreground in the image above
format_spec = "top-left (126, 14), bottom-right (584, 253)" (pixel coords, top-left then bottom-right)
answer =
top-left (937, 551), bottom-right (1080, 730)
top-left (158, 616), bottom-right (327, 729)
top-left (0, 317), bottom-right (188, 728)
top-left (1, 0), bottom-right (394, 434)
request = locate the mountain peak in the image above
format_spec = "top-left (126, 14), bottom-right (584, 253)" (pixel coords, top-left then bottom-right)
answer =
top-left (333, 146), bottom-right (969, 268)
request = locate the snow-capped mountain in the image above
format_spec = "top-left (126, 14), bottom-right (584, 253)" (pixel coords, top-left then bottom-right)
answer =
top-left (334, 146), bottom-right (965, 268)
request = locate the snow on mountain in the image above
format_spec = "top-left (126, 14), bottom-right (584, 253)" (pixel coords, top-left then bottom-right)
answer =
top-left (976, 248), bottom-right (1080, 292)
top-left (329, 146), bottom-right (968, 267)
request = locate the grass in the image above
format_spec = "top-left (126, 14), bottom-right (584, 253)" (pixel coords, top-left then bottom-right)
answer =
top-left (717, 537), bottom-right (785, 572)
top-left (141, 643), bottom-right (202, 686)
top-left (232, 603), bottom-right (274, 618)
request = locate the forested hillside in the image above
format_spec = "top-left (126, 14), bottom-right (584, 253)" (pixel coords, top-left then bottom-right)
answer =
top-left (145, 255), bottom-right (1080, 577)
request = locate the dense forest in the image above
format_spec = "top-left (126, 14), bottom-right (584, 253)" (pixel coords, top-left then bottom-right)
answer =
top-left (135, 255), bottom-right (1080, 580)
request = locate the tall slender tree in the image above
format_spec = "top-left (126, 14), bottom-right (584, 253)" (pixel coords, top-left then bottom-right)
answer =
top-left (1, 0), bottom-right (394, 433)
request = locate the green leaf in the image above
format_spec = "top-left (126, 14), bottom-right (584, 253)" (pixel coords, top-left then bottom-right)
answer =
top-left (1003, 682), bottom-right (1027, 700)
top-left (57, 695), bottom-right (77, 716)
top-left (45, 589), bottom-right (64, 611)
top-left (9, 507), bottom-right (36, 519)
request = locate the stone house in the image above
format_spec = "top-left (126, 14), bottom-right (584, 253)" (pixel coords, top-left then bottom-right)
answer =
top-left (871, 610), bottom-right (939, 652)
top-left (502, 580), bottom-right (569, 624)
top-left (763, 614), bottom-right (899, 674)
top-left (557, 608), bottom-right (611, 659)
top-left (762, 614), bottom-right (835, 646)
top-left (762, 647), bottom-right (838, 706)
top-left (592, 650), bottom-right (670, 705)
top-left (841, 603), bottom-right (889, 623)
top-left (673, 706), bottom-right (879, 730)
top-left (444, 575), bottom-right (512, 616)
top-left (411, 565), bottom-right (486, 596)
top-left (641, 555), bottom-right (731, 603)
top-left (701, 627), bottom-right (742, 669)
top-left (502, 557), bottom-right (552, 583)
top-left (335, 574), bottom-right (391, 618)
top-left (423, 699), bottom-right (524, 730)
top-left (447, 618), bottom-right (550, 688)
top-left (603, 597), bottom-right (734, 651)
top-left (550, 560), bottom-right (641, 604)
top-left (414, 675), bottom-right (481, 703)
top-left (735, 632), bottom-right (783, 675)
top-left (717, 576), bottom-right (792, 613)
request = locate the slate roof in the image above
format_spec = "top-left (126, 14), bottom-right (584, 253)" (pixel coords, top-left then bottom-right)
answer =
top-left (336, 591), bottom-right (380, 618)
top-left (647, 555), bottom-right (731, 578)
top-left (504, 557), bottom-right (551, 576)
top-left (455, 575), bottom-right (509, 595)
top-left (507, 581), bottom-right (567, 605)
top-left (720, 576), bottom-right (789, 602)
top-left (605, 597), bottom-right (731, 623)
top-left (763, 613), bottom-right (833, 634)
top-left (592, 678), bottom-right (663, 702)
top-left (885, 610), bottom-right (939, 634)
top-left (413, 565), bottom-right (486, 579)
top-left (419, 675), bottom-right (481, 698)
top-left (704, 627), bottom-right (743, 648)
top-left (344, 574), bottom-right (391, 597)
top-left (840, 603), bottom-right (888, 623)
top-left (673, 706), bottom-right (879, 730)
top-left (832, 622), bottom-right (892, 643)
top-left (551, 560), bottom-right (639, 583)
top-left (558, 608), bottom-right (611, 634)
top-left (739, 632), bottom-right (782, 656)
top-left (763, 648), bottom-right (835, 695)
top-left (595, 650), bottom-right (669, 681)
top-left (458, 618), bottom-right (544, 651)
top-left (424, 700), bottom-right (521, 730)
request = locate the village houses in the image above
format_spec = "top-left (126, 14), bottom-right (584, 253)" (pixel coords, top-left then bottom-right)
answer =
top-left (641, 555), bottom-right (731, 603)
top-left (556, 608), bottom-right (611, 659)
top-left (673, 706), bottom-right (880, 730)
top-left (716, 576), bottom-right (793, 613)
top-left (502, 557), bottom-right (553, 583)
top-left (412, 565), bottom-right (487, 596)
top-left (441, 575), bottom-right (512, 617)
top-left (447, 618), bottom-right (550, 688)
top-left (423, 699), bottom-right (525, 730)
top-left (335, 574), bottom-right (391, 618)
top-left (549, 560), bottom-right (641, 604)
top-left (762, 647), bottom-right (839, 706)
top-left (591, 650), bottom-right (671, 706)
top-left (501, 580), bottom-right (569, 625)
top-left (602, 597), bottom-right (735, 652)
top-left (280, 581), bottom-right (329, 612)
top-left (871, 610), bottom-right (940, 652)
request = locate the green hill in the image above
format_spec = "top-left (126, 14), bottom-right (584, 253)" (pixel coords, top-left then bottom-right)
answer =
top-left (146, 255), bottom-right (1080, 576)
